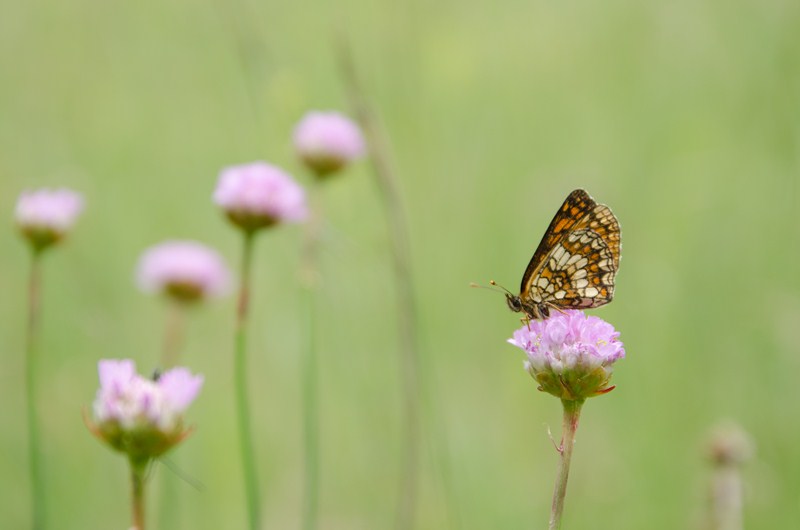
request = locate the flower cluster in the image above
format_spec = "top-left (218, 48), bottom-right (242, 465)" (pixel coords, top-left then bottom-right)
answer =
top-left (213, 162), bottom-right (307, 232)
top-left (15, 188), bottom-right (84, 252)
top-left (136, 240), bottom-right (231, 303)
top-left (293, 111), bottom-right (365, 178)
top-left (508, 310), bottom-right (625, 400)
top-left (90, 359), bottom-right (203, 460)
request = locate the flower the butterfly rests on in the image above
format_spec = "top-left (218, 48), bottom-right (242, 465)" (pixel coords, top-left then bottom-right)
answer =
top-left (505, 189), bottom-right (621, 321)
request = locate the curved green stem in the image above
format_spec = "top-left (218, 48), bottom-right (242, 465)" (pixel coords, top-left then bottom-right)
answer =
top-left (336, 41), bottom-right (423, 530)
top-left (549, 399), bottom-right (584, 530)
top-left (25, 250), bottom-right (46, 530)
top-left (235, 231), bottom-right (261, 530)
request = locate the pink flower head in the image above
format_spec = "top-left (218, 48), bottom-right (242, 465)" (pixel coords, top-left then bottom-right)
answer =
top-left (213, 161), bottom-right (307, 232)
top-left (15, 188), bottom-right (84, 251)
top-left (508, 310), bottom-right (625, 400)
top-left (136, 240), bottom-right (231, 303)
top-left (91, 359), bottom-right (203, 458)
top-left (293, 111), bottom-right (365, 178)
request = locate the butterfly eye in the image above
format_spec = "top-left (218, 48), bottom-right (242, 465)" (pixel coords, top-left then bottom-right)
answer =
top-left (506, 294), bottom-right (522, 312)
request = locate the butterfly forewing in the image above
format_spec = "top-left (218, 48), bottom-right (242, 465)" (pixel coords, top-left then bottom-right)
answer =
top-left (519, 189), bottom-right (620, 317)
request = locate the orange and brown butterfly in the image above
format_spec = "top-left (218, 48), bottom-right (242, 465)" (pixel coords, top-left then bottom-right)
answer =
top-left (500, 189), bottom-right (621, 321)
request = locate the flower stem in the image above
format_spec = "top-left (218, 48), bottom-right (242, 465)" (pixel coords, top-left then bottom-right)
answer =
top-left (130, 458), bottom-right (148, 530)
top-left (25, 249), bottom-right (46, 530)
top-left (160, 301), bottom-right (186, 369)
top-left (549, 399), bottom-right (584, 530)
top-left (157, 302), bottom-right (187, 530)
top-left (300, 188), bottom-right (322, 530)
top-left (235, 231), bottom-right (261, 530)
top-left (709, 464), bottom-right (744, 530)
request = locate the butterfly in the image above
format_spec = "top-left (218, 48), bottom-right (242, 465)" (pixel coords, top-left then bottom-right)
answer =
top-left (503, 189), bottom-right (621, 321)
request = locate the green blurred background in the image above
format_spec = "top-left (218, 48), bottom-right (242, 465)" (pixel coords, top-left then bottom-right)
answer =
top-left (1, 0), bottom-right (798, 528)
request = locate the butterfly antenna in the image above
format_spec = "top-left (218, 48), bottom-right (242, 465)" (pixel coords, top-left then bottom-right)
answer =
top-left (469, 280), bottom-right (508, 293)
top-left (489, 280), bottom-right (515, 296)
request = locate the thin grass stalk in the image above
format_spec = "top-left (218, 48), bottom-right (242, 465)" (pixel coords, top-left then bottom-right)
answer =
top-left (335, 40), bottom-right (422, 530)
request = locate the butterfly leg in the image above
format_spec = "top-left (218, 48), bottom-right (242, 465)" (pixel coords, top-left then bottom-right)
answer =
top-left (520, 315), bottom-right (531, 330)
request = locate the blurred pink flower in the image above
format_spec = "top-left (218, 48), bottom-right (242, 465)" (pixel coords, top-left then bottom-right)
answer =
top-left (214, 162), bottom-right (307, 232)
top-left (91, 359), bottom-right (203, 458)
top-left (15, 188), bottom-right (84, 251)
top-left (293, 111), bottom-right (365, 177)
top-left (136, 240), bottom-right (231, 303)
top-left (508, 310), bottom-right (625, 400)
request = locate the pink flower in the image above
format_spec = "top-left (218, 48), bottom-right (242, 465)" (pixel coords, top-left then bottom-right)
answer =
top-left (136, 240), bottom-right (231, 303)
top-left (15, 188), bottom-right (84, 251)
top-left (508, 310), bottom-right (625, 400)
top-left (213, 161), bottom-right (307, 232)
top-left (91, 359), bottom-right (203, 458)
top-left (293, 111), bottom-right (365, 178)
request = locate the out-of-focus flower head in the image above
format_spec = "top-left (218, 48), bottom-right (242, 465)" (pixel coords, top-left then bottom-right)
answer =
top-left (213, 161), bottom-right (307, 232)
top-left (15, 188), bottom-right (84, 252)
top-left (89, 359), bottom-right (203, 460)
top-left (136, 240), bottom-right (231, 304)
top-left (293, 111), bottom-right (365, 179)
top-left (508, 310), bottom-right (625, 401)
top-left (706, 420), bottom-right (755, 467)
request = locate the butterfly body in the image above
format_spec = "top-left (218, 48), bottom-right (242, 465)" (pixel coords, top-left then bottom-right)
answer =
top-left (509, 189), bottom-right (621, 321)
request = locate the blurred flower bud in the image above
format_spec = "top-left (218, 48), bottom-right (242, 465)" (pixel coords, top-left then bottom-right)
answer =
top-left (293, 111), bottom-right (365, 179)
top-left (15, 188), bottom-right (84, 252)
top-left (136, 240), bottom-right (231, 304)
top-left (508, 310), bottom-right (625, 400)
top-left (213, 162), bottom-right (307, 233)
top-left (707, 421), bottom-right (755, 468)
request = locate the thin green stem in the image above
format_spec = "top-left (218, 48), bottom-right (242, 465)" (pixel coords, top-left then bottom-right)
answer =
top-left (157, 302), bottom-right (186, 530)
top-left (549, 399), bottom-right (584, 530)
top-left (158, 300), bottom-right (186, 528)
top-left (130, 458), bottom-right (148, 530)
top-left (160, 301), bottom-right (186, 369)
top-left (25, 249), bottom-right (46, 530)
top-left (300, 187), bottom-right (322, 530)
top-left (235, 231), bottom-right (261, 530)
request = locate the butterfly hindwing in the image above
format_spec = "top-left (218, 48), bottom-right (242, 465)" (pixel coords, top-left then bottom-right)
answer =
top-left (518, 190), bottom-right (620, 316)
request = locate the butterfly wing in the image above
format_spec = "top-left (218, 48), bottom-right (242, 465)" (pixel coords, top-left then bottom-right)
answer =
top-left (520, 189), bottom-right (621, 311)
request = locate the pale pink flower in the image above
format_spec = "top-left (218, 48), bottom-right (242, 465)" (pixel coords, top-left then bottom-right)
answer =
top-left (508, 310), bottom-right (625, 400)
top-left (15, 188), bottom-right (84, 251)
top-left (136, 240), bottom-right (231, 303)
top-left (293, 111), bottom-right (365, 177)
top-left (93, 359), bottom-right (203, 430)
top-left (91, 359), bottom-right (203, 458)
top-left (213, 161), bottom-right (307, 232)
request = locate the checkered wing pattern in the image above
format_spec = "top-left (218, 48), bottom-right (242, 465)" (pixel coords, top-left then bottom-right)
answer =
top-left (520, 189), bottom-right (621, 313)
